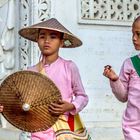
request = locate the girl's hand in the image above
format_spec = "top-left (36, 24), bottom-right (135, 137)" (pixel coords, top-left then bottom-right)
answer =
top-left (103, 65), bottom-right (119, 81)
top-left (48, 100), bottom-right (75, 116)
top-left (0, 105), bottom-right (4, 113)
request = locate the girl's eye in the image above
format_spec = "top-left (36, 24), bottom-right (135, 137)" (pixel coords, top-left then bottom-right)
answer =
top-left (50, 35), bottom-right (57, 39)
top-left (39, 35), bottom-right (45, 39)
top-left (136, 32), bottom-right (140, 38)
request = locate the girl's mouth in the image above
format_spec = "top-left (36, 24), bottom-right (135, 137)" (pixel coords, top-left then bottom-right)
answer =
top-left (44, 45), bottom-right (50, 49)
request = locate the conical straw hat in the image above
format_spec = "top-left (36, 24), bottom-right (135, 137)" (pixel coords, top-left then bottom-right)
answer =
top-left (0, 70), bottom-right (61, 132)
top-left (18, 18), bottom-right (82, 48)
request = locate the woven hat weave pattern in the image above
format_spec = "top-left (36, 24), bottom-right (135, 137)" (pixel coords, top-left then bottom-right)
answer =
top-left (18, 18), bottom-right (82, 48)
top-left (0, 70), bottom-right (62, 132)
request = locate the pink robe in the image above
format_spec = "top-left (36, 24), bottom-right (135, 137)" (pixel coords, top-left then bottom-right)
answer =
top-left (28, 57), bottom-right (88, 140)
top-left (110, 55), bottom-right (140, 140)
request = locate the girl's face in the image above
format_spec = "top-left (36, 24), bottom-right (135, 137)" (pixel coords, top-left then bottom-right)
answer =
top-left (132, 20), bottom-right (140, 50)
top-left (37, 29), bottom-right (63, 56)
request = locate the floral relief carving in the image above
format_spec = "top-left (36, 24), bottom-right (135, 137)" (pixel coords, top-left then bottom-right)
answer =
top-left (81, 0), bottom-right (90, 19)
top-left (79, 0), bottom-right (140, 26)
top-left (38, 0), bottom-right (51, 21)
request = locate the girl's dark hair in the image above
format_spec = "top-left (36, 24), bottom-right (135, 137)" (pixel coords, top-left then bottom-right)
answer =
top-left (134, 16), bottom-right (140, 23)
top-left (60, 33), bottom-right (64, 40)
top-left (38, 29), bottom-right (64, 40)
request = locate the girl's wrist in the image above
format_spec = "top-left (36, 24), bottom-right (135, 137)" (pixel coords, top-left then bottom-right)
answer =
top-left (110, 76), bottom-right (119, 81)
top-left (69, 103), bottom-right (75, 111)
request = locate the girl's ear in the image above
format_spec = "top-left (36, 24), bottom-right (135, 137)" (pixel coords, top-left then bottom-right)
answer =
top-left (60, 40), bottom-right (64, 48)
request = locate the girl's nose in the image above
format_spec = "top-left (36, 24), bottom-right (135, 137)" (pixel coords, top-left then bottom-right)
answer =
top-left (45, 36), bottom-right (50, 42)
top-left (132, 34), bottom-right (137, 41)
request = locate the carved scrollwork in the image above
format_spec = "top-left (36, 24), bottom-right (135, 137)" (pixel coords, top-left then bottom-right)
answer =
top-left (18, 0), bottom-right (31, 70)
top-left (0, 0), bottom-right (15, 82)
top-left (19, 0), bottom-right (51, 70)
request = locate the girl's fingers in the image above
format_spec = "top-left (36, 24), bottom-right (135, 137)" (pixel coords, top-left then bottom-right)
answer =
top-left (104, 65), bottom-right (112, 69)
top-left (103, 69), bottom-right (110, 76)
top-left (103, 68), bottom-right (113, 78)
top-left (48, 105), bottom-right (62, 115)
top-left (50, 103), bottom-right (61, 108)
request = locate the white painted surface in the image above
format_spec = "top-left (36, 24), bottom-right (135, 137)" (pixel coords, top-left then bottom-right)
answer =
top-left (0, 128), bottom-right (20, 140)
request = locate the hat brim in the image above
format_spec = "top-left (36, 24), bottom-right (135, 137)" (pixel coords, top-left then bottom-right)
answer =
top-left (19, 27), bottom-right (82, 48)
top-left (0, 70), bottom-right (62, 132)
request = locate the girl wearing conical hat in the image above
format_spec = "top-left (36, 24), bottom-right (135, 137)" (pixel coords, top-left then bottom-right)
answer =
top-left (103, 16), bottom-right (140, 140)
top-left (18, 18), bottom-right (91, 140)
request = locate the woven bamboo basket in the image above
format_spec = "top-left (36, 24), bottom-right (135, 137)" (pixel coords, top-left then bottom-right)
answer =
top-left (0, 70), bottom-right (61, 132)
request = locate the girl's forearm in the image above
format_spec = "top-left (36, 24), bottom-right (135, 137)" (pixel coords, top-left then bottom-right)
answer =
top-left (110, 79), bottom-right (128, 102)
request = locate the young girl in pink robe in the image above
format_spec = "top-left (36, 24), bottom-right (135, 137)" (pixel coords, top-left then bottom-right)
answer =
top-left (18, 18), bottom-right (91, 140)
top-left (103, 16), bottom-right (140, 140)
